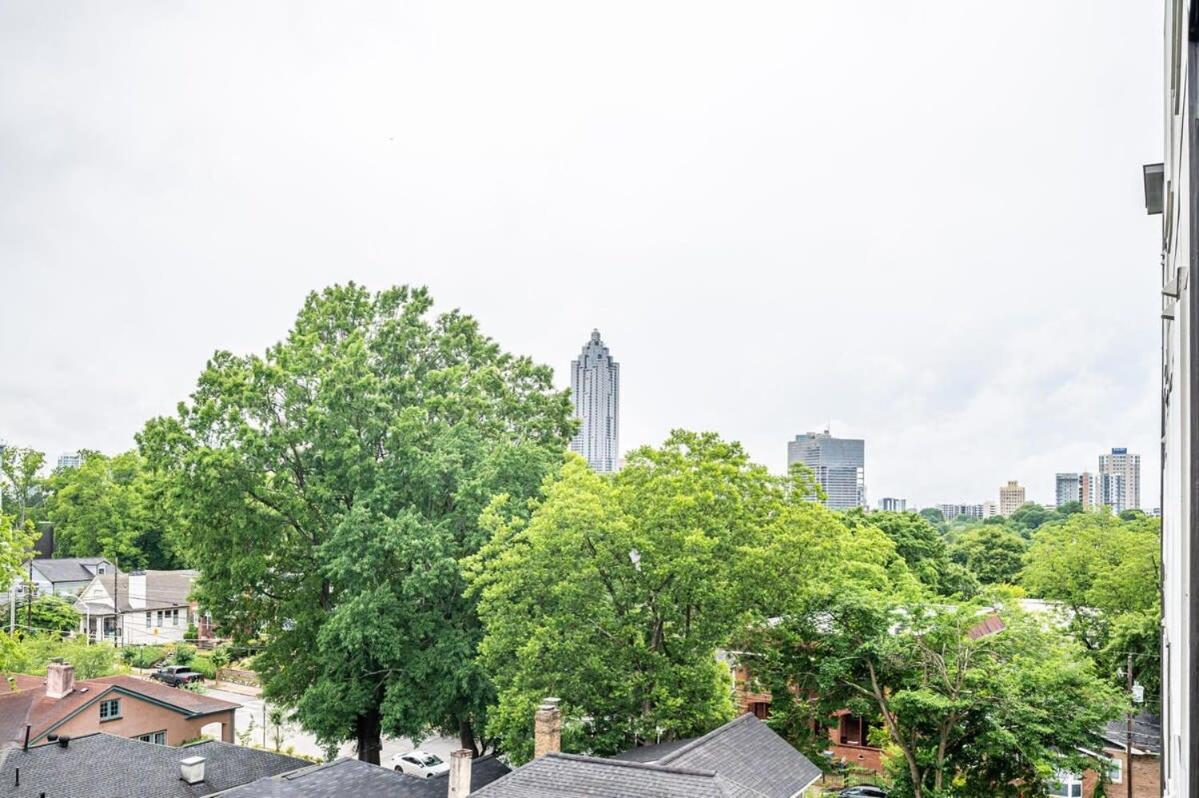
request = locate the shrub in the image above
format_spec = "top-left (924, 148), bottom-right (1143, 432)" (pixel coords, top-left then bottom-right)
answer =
top-left (121, 645), bottom-right (167, 670)
top-left (173, 643), bottom-right (196, 665)
top-left (189, 654), bottom-right (217, 680)
top-left (183, 624), bottom-right (199, 642)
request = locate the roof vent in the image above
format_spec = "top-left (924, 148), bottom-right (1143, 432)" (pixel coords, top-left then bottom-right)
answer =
top-left (180, 756), bottom-right (206, 785)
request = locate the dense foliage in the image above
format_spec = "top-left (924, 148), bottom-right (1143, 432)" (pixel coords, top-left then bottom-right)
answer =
top-left (471, 433), bottom-right (909, 763)
top-left (140, 284), bottom-right (574, 762)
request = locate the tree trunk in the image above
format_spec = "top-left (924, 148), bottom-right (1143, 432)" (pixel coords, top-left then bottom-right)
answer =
top-left (355, 707), bottom-right (383, 765)
top-left (459, 716), bottom-right (478, 757)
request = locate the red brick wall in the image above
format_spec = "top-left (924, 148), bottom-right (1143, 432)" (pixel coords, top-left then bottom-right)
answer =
top-left (1080, 749), bottom-right (1159, 798)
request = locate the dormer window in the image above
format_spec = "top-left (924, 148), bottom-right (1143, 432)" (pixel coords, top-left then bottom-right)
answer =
top-left (97, 564), bottom-right (106, 575)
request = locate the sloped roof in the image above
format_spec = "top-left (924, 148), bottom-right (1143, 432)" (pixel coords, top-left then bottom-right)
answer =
top-left (470, 753), bottom-right (735, 798)
top-left (0, 673), bottom-right (240, 745)
top-left (28, 558), bottom-right (109, 585)
top-left (0, 732), bottom-right (307, 797)
top-left (209, 755), bottom-right (511, 797)
top-left (611, 714), bottom-right (821, 798)
top-left (1099, 712), bottom-right (1162, 755)
top-left (76, 569), bottom-right (198, 613)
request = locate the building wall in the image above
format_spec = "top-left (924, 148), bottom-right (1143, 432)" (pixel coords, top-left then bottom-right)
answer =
top-left (1158, 3), bottom-right (1194, 795)
top-left (1098, 448), bottom-right (1141, 511)
top-left (1056, 473), bottom-right (1082, 507)
top-left (1080, 749), bottom-right (1160, 798)
top-left (43, 692), bottom-right (234, 746)
top-left (998, 481), bottom-right (1025, 516)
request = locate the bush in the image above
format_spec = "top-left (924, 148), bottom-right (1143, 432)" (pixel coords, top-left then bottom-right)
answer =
top-left (189, 654), bottom-right (217, 680)
top-left (121, 645), bottom-right (167, 670)
top-left (6, 635), bottom-right (124, 679)
top-left (173, 643), bottom-right (196, 665)
top-left (183, 624), bottom-right (199, 642)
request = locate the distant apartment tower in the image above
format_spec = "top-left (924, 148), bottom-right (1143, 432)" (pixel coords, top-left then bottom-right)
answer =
top-left (936, 503), bottom-right (983, 522)
top-left (56, 452), bottom-right (81, 470)
top-left (569, 330), bottom-right (620, 472)
top-left (879, 497), bottom-right (906, 512)
top-left (787, 430), bottom-right (865, 510)
top-left (998, 481), bottom-right (1025, 516)
top-left (1054, 473), bottom-right (1081, 507)
top-left (980, 501), bottom-right (999, 519)
top-left (1098, 447), bottom-right (1140, 511)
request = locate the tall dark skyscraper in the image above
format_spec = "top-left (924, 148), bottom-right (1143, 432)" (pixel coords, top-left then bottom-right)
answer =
top-left (569, 330), bottom-right (619, 472)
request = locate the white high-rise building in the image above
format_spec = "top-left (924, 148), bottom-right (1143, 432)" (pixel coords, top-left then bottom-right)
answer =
top-left (878, 497), bottom-right (906, 512)
top-left (56, 452), bottom-right (82, 470)
top-left (1098, 447), bottom-right (1140, 511)
top-left (569, 330), bottom-right (620, 472)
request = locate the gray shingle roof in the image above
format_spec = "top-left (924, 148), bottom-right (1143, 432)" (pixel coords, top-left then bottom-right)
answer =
top-left (479, 714), bottom-right (821, 798)
top-left (470, 753), bottom-right (736, 798)
top-left (28, 558), bottom-right (109, 585)
top-left (208, 755), bottom-right (510, 797)
top-left (651, 713), bottom-right (821, 798)
top-left (0, 732), bottom-right (308, 797)
top-left (1100, 712), bottom-right (1162, 755)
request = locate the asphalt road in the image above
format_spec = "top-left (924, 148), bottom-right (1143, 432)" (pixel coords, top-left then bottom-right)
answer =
top-left (203, 685), bottom-right (461, 766)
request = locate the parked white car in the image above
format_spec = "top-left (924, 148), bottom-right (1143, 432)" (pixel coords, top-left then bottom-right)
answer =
top-left (391, 750), bottom-right (450, 778)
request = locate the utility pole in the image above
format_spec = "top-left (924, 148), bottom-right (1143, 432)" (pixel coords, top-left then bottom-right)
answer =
top-left (25, 560), bottom-right (32, 631)
top-left (1126, 652), bottom-right (1133, 798)
top-left (112, 558), bottom-right (119, 647)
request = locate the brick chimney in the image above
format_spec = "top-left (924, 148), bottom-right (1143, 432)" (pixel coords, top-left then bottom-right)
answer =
top-left (448, 749), bottom-right (472, 798)
top-left (45, 659), bottom-right (74, 699)
top-left (533, 697), bottom-right (561, 759)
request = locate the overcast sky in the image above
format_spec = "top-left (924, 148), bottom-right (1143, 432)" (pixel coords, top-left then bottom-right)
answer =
top-left (0, 2), bottom-right (1164, 508)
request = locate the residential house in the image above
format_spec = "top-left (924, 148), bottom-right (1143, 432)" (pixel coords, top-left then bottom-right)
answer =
top-left (209, 754), bottom-right (511, 797)
top-left (473, 701), bottom-right (822, 797)
top-left (1, 558), bottom-right (113, 605)
top-left (0, 731), bottom-right (308, 797)
top-left (1069, 713), bottom-right (1161, 798)
top-left (74, 569), bottom-right (202, 645)
top-left (0, 660), bottom-right (238, 747)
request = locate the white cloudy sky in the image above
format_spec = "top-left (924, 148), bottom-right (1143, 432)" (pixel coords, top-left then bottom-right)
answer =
top-left (0, 2), bottom-right (1163, 508)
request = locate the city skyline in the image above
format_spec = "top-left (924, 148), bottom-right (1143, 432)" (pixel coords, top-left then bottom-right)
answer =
top-left (0, 2), bottom-right (1160, 509)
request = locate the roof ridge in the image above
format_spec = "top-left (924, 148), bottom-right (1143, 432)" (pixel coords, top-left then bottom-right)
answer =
top-left (546, 751), bottom-right (718, 778)
top-left (655, 712), bottom-right (755, 765)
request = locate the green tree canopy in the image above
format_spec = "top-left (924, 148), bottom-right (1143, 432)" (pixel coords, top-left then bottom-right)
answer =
top-left (1021, 510), bottom-right (1161, 707)
top-left (845, 510), bottom-right (978, 598)
top-left (947, 525), bottom-right (1027, 585)
top-left (1, 447), bottom-right (46, 527)
top-left (140, 284), bottom-right (573, 763)
top-left (43, 450), bottom-right (182, 569)
top-left (1006, 502), bottom-right (1056, 535)
top-left (750, 590), bottom-right (1125, 798)
top-left (470, 433), bottom-right (904, 763)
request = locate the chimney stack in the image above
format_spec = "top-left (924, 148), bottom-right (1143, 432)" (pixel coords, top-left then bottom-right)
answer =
top-left (533, 697), bottom-right (561, 759)
top-left (45, 660), bottom-right (75, 699)
top-left (448, 749), bottom-right (472, 798)
top-left (180, 756), bottom-right (206, 785)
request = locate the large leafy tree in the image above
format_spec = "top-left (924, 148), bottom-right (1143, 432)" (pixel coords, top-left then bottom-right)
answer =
top-left (469, 433), bottom-right (901, 763)
top-left (43, 450), bottom-right (182, 569)
top-left (140, 284), bottom-right (573, 762)
top-left (845, 510), bottom-right (978, 598)
top-left (947, 525), bottom-right (1027, 585)
top-left (752, 590), bottom-right (1125, 798)
top-left (1021, 510), bottom-right (1161, 707)
top-left (0, 446), bottom-right (46, 527)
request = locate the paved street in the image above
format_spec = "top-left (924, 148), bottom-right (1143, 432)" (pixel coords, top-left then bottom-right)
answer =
top-left (203, 686), bottom-right (460, 765)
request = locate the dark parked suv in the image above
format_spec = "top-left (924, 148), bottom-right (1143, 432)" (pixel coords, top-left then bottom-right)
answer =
top-left (149, 665), bottom-right (203, 687)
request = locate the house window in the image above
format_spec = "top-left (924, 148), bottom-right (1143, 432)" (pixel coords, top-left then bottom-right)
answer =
top-left (156, 610), bottom-right (163, 626)
top-left (171, 608), bottom-right (179, 627)
top-left (1107, 756), bottom-right (1123, 784)
top-left (145, 612), bottom-right (151, 629)
top-left (97, 564), bottom-right (106, 575)
top-left (749, 701), bottom-right (770, 720)
top-left (1049, 772), bottom-right (1083, 797)
top-left (137, 730), bottom-right (167, 745)
top-left (99, 698), bottom-right (121, 721)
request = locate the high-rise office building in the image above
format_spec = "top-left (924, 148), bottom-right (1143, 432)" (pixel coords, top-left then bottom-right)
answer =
top-left (998, 481), bottom-right (1025, 516)
top-left (787, 430), bottom-right (865, 510)
top-left (879, 497), bottom-right (906, 512)
top-left (1098, 447), bottom-right (1140, 511)
top-left (56, 452), bottom-right (82, 470)
top-left (1098, 472), bottom-right (1128, 514)
top-left (569, 330), bottom-right (620, 472)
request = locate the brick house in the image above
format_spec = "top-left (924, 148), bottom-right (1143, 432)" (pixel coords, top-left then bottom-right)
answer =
top-left (1069, 713), bottom-right (1161, 798)
top-left (0, 660), bottom-right (238, 747)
